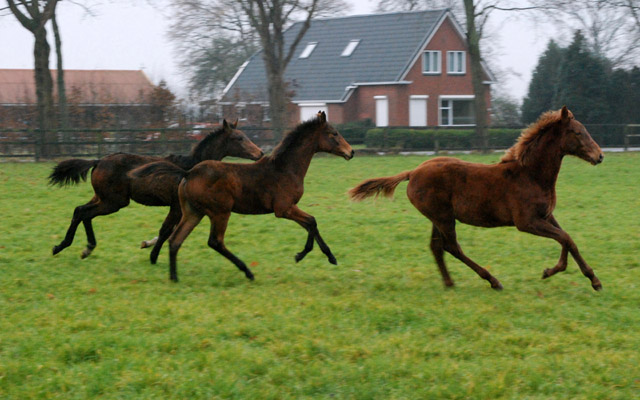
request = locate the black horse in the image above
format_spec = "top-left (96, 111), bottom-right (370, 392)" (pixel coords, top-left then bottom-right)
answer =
top-left (49, 120), bottom-right (263, 260)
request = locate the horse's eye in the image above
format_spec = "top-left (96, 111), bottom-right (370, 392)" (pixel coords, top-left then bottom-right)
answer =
top-left (574, 131), bottom-right (582, 136)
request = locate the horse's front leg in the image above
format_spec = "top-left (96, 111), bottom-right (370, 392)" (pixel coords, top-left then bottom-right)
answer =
top-left (516, 217), bottom-right (602, 291)
top-left (276, 204), bottom-right (337, 265)
top-left (541, 215), bottom-right (569, 279)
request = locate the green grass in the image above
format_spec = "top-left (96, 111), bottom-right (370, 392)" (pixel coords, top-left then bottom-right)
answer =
top-left (1, 153), bottom-right (639, 399)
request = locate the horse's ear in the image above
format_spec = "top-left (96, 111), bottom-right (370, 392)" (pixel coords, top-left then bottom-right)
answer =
top-left (560, 106), bottom-right (571, 124)
top-left (318, 111), bottom-right (327, 123)
top-left (232, 118), bottom-right (239, 129)
top-left (222, 119), bottom-right (231, 132)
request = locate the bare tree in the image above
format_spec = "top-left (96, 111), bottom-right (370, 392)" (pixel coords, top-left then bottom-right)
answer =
top-left (169, 0), bottom-right (348, 138)
top-left (7, 0), bottom-right (59, 136)
top-left (527, 0), bottom-right (640, 67)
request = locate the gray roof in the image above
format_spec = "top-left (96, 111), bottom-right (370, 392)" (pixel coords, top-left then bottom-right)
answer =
top-left (221, 10), bottom-right (450, 103)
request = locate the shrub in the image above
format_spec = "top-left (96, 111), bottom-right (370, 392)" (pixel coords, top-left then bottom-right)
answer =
top-left (336, 119), bottom-right (374, 144)
top-left (365, 128), bottom-right (522, 150)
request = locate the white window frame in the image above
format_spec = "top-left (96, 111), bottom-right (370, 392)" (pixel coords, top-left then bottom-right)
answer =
top-left (439, 95), bottom-right (475, 127)
top-left (262, 104), bottom-right (270, 122)
top-left (409, 95), bottom-right (429, 127)
top-left (422, 50), bottom-right (441, 75)
top-left (341, 40), bottom-right (360, 57)
top-left (447, 51), bottom-right (466, 75)
top-left (299, 42), bottom-right (318, 59)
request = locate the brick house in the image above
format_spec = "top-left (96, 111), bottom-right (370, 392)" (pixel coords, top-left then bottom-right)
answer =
top-left (0, 69), bottom-right (157, 128)
top-left (220, 9), bottom-right (494, 127)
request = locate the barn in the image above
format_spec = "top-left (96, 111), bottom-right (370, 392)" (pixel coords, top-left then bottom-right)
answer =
top-left (220, 9), bottom-right (495, 127)
top-left (0, 69), bottom-right (157, 128)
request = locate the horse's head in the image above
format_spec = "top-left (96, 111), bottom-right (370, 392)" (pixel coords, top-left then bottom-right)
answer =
top-left (314, 111), bottom-right (354, 160)
top-left (558, 106), bottom-right (603, 165)
top-left (220, 119), bottom-right (264, 161)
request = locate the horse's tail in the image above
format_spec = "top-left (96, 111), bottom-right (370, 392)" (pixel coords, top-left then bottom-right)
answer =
top-left (48, 158), bottom-right (99, 186)
top-left (349, 171), bottom-right (412, 201)
top-left (128, 161), bottom-right (188, 181)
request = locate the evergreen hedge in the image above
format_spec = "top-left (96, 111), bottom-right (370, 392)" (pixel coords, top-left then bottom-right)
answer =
top-left (364, 128), bottom-right (522, 150)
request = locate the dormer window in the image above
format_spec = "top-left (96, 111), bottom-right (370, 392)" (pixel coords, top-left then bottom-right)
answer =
top-left (299, 42), bottom-right (317, 59)
top-left (341, 40), bottom-right (360, 57)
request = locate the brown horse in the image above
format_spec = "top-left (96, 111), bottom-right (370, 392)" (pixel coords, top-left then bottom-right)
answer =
top-left (349, 107), bottom-right (604, 291)
top-left (49, 120), bottom-right (263, 260)
top-left (131, 111), bottom-right (354, 282)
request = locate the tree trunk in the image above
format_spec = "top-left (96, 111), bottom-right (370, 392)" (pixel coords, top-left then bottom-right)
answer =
top-left (53, 11), bottom-right (68, 131)
top-left (463, 0), bottom-right (489, 152)
top-left (34, 26), bottom-right (56, 156)
top-left (266, 68), bottom-right (287, 141)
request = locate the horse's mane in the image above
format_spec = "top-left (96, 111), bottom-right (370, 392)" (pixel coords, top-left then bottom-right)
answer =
top-left (270, 116), bottom-right (324, 161)
top-left (500, 108), bottom-right (573, 166)
top-left (190, 126), bottom-right (226, 160)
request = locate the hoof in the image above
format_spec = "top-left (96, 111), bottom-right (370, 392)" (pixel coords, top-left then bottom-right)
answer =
top-left (592, 281), bottom-right (603, 291)
top-left (328, 255), bottom-right (337, 265)
top-left (150, 256), bottom-right (157, 265)
top-left (444, 280), bottom-right (455, 288)
top-left (140, 241), bottom-right (149, 249)
top-left (542, 269), bottom-right (552, 279)
top-left (170, 276), bottom-right (179, 283)
top-left (295, 252), bottom-right (306, 263)
top-left (245, 270), bottom-right (255, 281)
top-left (52, 245), bottom-right (62, 255)
top-left (491, 281), bottom-right (503, 290)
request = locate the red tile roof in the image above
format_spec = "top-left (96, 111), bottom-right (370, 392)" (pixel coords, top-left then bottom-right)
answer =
top-left (0, 69), bottom-right (156, 105)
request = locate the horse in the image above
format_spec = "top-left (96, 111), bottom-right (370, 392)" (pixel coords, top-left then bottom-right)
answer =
top-left (349, 106), bottom-right (604, 291)
top-left (130, 111), bottom-right (354, 282)
top-left (49, 120), bottom-right (263, 261)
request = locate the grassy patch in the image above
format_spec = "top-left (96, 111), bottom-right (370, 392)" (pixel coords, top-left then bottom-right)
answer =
top-left (1, 153), bottom-right (639, 399)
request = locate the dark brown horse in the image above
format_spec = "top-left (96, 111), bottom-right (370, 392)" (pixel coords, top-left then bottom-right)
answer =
top-left (349, 107), bottom-right (604, 291)
top-left (131, 111), bottom-right (354, 282)
top-left (49, 120), bottom-right (263, 260)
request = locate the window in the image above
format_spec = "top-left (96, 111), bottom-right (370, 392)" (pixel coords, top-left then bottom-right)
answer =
top-left (262, 105), bottom-right (270, 122)
top-left (422, 51), bottom-right (441, 74)
top-left (447, 51), bottom-right (465, 74)
top-left (439, 97), bottom-right (475, 126)
top-left (299, 42), bottom-right (317, 59)
top-left (341, 40), bottom-right (360, 57)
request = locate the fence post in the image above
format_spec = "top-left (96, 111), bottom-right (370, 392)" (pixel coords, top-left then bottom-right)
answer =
top-left (97, 131), bottom-right (102, 158)
top-left (624, 135), bottom-right (629, 151)
top-left (434, 139), bottom-right (439, 155)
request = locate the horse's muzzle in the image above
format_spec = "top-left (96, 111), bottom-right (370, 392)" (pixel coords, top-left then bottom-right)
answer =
top-left (343, 149), bottom-right (355, 160)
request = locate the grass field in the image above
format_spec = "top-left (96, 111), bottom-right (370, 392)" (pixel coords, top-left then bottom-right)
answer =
top-left (1, 152), bottom-right (639, 399)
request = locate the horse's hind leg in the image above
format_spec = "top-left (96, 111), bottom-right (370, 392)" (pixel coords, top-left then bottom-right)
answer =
top-left (430, 226), bottom-right (454, 287)
top-left (81, 219), bottom-right (97, 259)
top-left (434, 220), bottom-right (503, 290)
top-left (206, 212), bottom-right (254, 280)
top-left (53, 196), bottom-right (99, 255)
top-left (167, 211), bottom-right (203, 282)
top-left (149, 206), bottom-right (181, 265)
top-left (53, 196), bottom-right (125, 258)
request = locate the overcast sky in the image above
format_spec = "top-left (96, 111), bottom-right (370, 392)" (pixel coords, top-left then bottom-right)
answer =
top-left (0, 1), bottom-right (559, 101)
